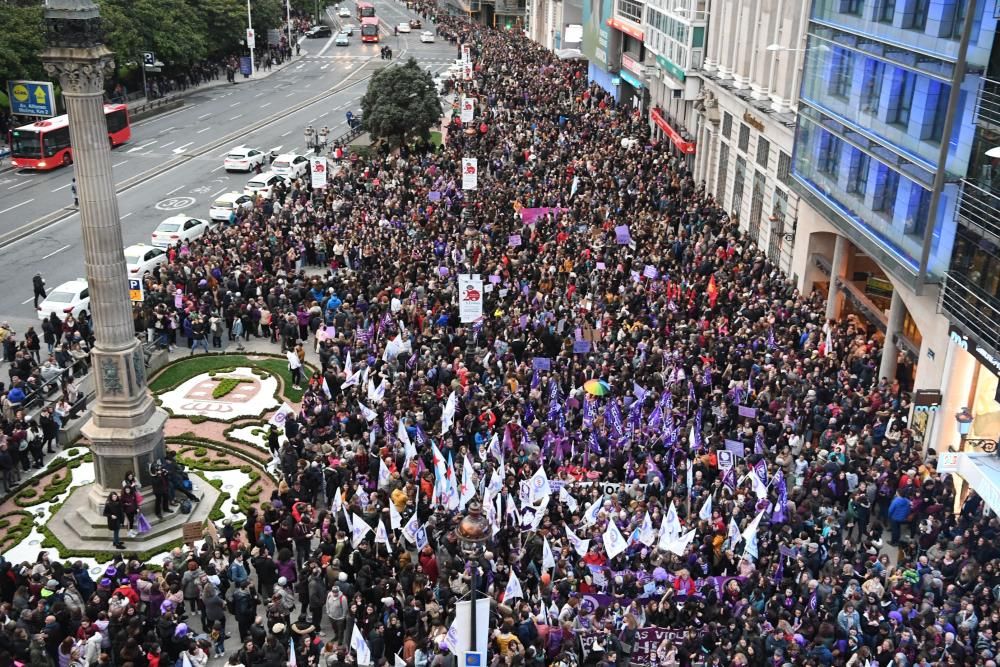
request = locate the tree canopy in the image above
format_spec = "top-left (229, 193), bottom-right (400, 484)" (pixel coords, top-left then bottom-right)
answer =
top-left (360, 58), bottom-right (443, 148)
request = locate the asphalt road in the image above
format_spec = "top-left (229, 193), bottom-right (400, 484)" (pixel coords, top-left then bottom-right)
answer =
top-left (0, 0), bottom-right (456, 334)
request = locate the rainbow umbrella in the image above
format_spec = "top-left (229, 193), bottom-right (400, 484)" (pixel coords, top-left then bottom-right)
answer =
top-left (583, 379), bottom-right (612, 396)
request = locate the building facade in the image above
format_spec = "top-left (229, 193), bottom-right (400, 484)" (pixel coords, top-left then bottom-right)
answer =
top-left (787, 0), bottom-right (999, 457)
top-left (526, 0), bottom-right (584, 51)
top-left (695, 0), bottom-right (810, 276)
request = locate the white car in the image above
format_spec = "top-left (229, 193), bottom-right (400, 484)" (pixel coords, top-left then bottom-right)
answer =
top-left (123, 244), bottom-right (167, 277)
top-left (420, 31), bottom-right (435, 43)
top-left (151, 215), bottom-right (213, 248)
top-left (341, 22), bottom-right (356, 35)
top-left (270, 153), bottom-right (309, 180)
top-left (243, 172), bottom-right (289, 199)
top-left (396, 22), bottom-right (411, 33)
top-left (209, 192), bottom-right (255, 222)
top-left (337, 6), bottom-right (351, 17)
top-left (37, 279), bottom-right (89, 322)
top-left (223, 146), bottom-right (266, 172)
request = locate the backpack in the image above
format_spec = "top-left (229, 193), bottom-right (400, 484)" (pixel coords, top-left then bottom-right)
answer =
top-left (179, 499), bottom-right (193, 514)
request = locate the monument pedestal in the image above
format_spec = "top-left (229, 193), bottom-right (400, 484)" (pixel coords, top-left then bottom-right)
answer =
top-left (49, 480), bottom-right (221, 555)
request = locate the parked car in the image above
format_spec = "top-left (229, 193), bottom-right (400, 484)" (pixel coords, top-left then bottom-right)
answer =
top-left (420, 30), bottom-right (435, 43)
top-left (36, 279), bottom-right (89, 322)
top-left (410, 19), bottom-right (422, 29)
top-left (223, 146), bottom-right (265, 172)
top-left (123, 244), bottom-right (167, 277)
top-left (243, 172), bottom-right (289, 199)
top-left (151, 215), bottom-right (213, 248)
top-left (396, 22), bottom-right (411, 33)
top-left (208, 192), bottom-right (255, 222)
top-left (336, 33), bottom-right (350, 46)
top-left (270, 153), bottom-right (309, 180)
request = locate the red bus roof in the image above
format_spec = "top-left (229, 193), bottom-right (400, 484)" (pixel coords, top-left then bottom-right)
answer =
top-left (361, 16), bottom-right (379, 23)
top-left (14, 104), bottom-right (127, 134)
top-left (356, 1), bottom-right (373, 7)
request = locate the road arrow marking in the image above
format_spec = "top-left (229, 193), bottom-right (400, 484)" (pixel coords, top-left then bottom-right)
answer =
top-left (172, 142), bottom-right (193, 154)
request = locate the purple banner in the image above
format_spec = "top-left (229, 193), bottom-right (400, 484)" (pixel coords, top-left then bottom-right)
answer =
top-left (520, 207), bottom-right (564, 224)
top-left (508, 234), bottom-right (522, 247)
top-left (737, 405), bottom-right (757, 419)
top-left (573, 339), bottom-right (591, 354)
top-left (724, 439), bottom-right (745, 457)
top-left (532, 357), bottom-right (551, 371)
top-left (614, 225), bottom-right (632, 244)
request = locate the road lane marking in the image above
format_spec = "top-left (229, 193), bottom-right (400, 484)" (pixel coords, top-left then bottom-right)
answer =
top-left (8, 181), bottom-right (31, 190)
top-left (52, 183), bottom-right (73, 192)
top-left (128, 142), bottom-right (157, 153)
top-left (42, 244), bottom-right (71, 259)
top-left (211, 188), bottom-right (228, 197)
top-left (121, 212), bottom-right (133, 219)
top-left (197, 127), bottom-right (211, 133)
top-left (0, 199), bottom-right (34, 215)
top-left (281, 130), bottom-right (293, 136)
top-left (161, 141), bottom-right (175, 149)
top-left (230, 102), bottom-right (240, 107)
top-left (171, 142), bottom-right (194, 154)
top-left (261, 102), bottom-right (272, 108)
top-left (112, 161), bottom-right (128, 168)
top-left (285, 92), bottom-right (296, 97)
top-left (198, 113), bottom-right (213, 120)
top-left (21, 297), bottom-right (34, 305)
top-left (270, 146), bottom-right (283, 153)
top-left (212, 165), bottom-right (224, 171)
top-left (229, 114), bottom-right (243, 120)
top-left (165, 186), bottom-right (184, 195)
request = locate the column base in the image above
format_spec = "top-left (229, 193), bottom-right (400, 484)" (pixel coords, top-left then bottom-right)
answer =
top-left (750, 84), bottom-right (770, 100)
top-left (716, 66), bottom-right (732, 80)
top-left (770, 95), bottom-right (792, 113)
top-left (732, 74), bottom-right (750, 89)
top-left (702, 59), bottom-right (718, 73)
top-left (83, 407), bottom-right (168, 489)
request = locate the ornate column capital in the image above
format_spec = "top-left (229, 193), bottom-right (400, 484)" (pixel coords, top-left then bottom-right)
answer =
top-left (42, 54), bottom-right (114, 96)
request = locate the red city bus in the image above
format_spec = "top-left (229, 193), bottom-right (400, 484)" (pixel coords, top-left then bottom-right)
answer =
top-left (356, 1), bottom-right (375, 20)
top-left (9, 103), bottom-right (131, 170)
top-left (361, 16), bottom-right (380, 42)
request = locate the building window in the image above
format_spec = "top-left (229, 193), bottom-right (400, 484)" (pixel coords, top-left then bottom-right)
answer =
top-left (902, 0), bottom-right (928, 31)
top-left (875, 0), bottom-right (896, 23)
top-left (768, 189), bottom-right (789, 265)
top-left (904, 185), bottom-right (930, 237)
top-left (827, 48), bottom-right (854, 100)
top-left (887, 68), bottom-right (916, 128)
top-left (777, 151), bottom-right (792, 186)
top-left (616, 0), bottom-right (643, 24)
top-left (756, 137), bottom-right (770, 168)
top-left (846, 149), bottom-right (870, 196)
top-left (732, 156), bottom-right (747, 217)
top-left (722, 112), bottom-right (733, 139)
top-left (749, 170), bottom-right (766, 243)
top-left (860, 59), bottom-right (885, 115)
top-left (738, 123), bottom-right (750, 152)
top-left (872, 164), bottom-right (900, 215)
top-left (817, 132), bottom-right (841, 177)
top-left (717, 142), bottom-right (730, 202)
top-left (947, 1), bottom-right (967, 40)
top-left (921, 79), bottom-right (951, 143)
top-left (838, 0), bottom-right (863, 16)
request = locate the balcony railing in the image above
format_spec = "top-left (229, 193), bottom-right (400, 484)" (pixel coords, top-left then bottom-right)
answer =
top-left (976, 76), bottom-right (1000, 129)
top-left (941, 272), bottom-right (1000, 361)
top-left (957, 178), bottom-right (1000, 241)
top-left (494, 0), bottom-right (525, 14)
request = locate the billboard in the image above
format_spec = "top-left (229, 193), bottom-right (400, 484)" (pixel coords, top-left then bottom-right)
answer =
top-left (582, 0), bottom-right (612, 65)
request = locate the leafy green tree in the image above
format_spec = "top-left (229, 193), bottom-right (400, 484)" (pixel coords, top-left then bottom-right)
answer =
top-left (0, 2), bottom-right (46, 87)
top-left (361, 58), bottom-right (442, 148)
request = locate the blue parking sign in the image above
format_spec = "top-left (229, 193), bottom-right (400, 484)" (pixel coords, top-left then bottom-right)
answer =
top-left (7, 80), bottom-right (55, 117)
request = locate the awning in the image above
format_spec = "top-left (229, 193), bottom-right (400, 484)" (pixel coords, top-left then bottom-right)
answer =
top-left (661, 76), bottom-right (684, 91)
top-left (555, 48), bottom-right (585, 60)
top-left (938, 452), bottom-right (1000, 516)
top-left (606, 17), bottom-right (644, 41)
top-left (650, 108), bottom-right (696, 154)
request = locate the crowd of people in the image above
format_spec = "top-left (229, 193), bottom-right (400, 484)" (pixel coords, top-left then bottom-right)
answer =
top-left (0, 4), bottom-right (995, 667)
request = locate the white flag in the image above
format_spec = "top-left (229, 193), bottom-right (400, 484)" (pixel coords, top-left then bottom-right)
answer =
top-left (665, 528), bottom-right (697, 556)
top-left (602, 520), bottom-right (629, 560)
top-left (378, 458), bottom-right (392, 488)
top-left (441, 391), bottom-right (457, 435)
top-left (503, 570), bottom-right (524, 602)
top-left (698, 494), bottom-right (713, 522)
top-left (751, 466), bottom-right (769, 499)
top-left (321, 377), bottom-right (332, 399)
top-left (367, 378), bottom-right (386, 404)
top-left (331, 486), bottom-right (343, 514)
top-left (350, 623), bottom-right (371, 665)
top-left (374, 519), bottom-right (392, 553)
top-left (658, 502), bottom-right (681, 552)
top-left (358, 401), bottom-right (377, 423)
top-left (488, 433), bottom-right (502, 461)
top-left (741, 509), bottom-right (766, 560)
top-left (389, 501), bottom-right (402, 530)
top-left (558, 486), bottom-right (578, 512)
top-left (565, 524), bottom-right (590, 557)
top-left (351, 513), bottom-right (372, 548)
top-left (401, 513), bottom-right (420, 544)
top-left (344, 351), bottom-right (352, 377)
top-left (638, 511), bottom-right (657, 547)
top-left (342, 368), bottom-right (362, 389)
top-left (727, 516), bottom-right (742, 550)
top-left (460, 455), bottom-right (477, 509)
top-left (542, 536), bottom-right (556, 571)
top-left (396, 418), bottom-right (411, 446)
top-left (443, 618), bottom-right (460, 654)
top-left (394, 655), bottom-right (406, 667)
top-left (268, 403), bottom-right (295, 428)
top-left (528, 465), bottom-right (551, 503)
top-left (582, 497), bottom-right (603, 526)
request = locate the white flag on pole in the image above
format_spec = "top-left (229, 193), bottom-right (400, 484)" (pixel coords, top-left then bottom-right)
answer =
top-left (565, 524), bottom-right (590, 557)
top-left (358, 401), bottom-right (378, 422)
top-left (378, 458), bottom-right (392, 487)
top-left (374, 519), bottom-right (392, 553)
top-left (602, 520), bottom-right (629, 560)
top-left (665, 528), bottom-right (697, 556)
top-left (351, 513), bottom-right (372, 548)
top-left (389, 501), bottom-right (402, 530)
top-left (268, 403), bottom-right (295, 428)
top-left (542, 536), bottom-right (556, 571)
top-left (460, 455), bottom-right (476, 509)
top-left (559, 486), bottom-right (578, 512)
top-left (344, 352), bottom-right (353, 377)
top-left (441, 391), bottom-right (457, 435)
top-left (638, 511), bottom-right (657, 547)
top-left (503, 570), bottom-right (523, 602)
top-left (350, 623), bottom-right (372, 665)
top-left (582, 497), bottom-right (603, 526)
top-left (528, 464), bottom-right (551, 503)
top-left (698, 494), bottom-right (713, 522)
top-left (342, 368), bottom-right (362, 389)
top-left (727, 516), bottom-right (742, 549)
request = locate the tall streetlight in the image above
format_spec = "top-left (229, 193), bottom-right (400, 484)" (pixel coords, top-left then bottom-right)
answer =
top-left (247, 0), bottom-right (256, 78)
top-left (455, 501), bottom-right (491, 658)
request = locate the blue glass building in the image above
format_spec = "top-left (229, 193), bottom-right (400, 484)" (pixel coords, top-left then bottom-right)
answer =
top-left (791, 0), bottom-right (997, 282)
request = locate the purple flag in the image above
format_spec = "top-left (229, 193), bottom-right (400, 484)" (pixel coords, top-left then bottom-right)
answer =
top-left (414, 424), bottom-right (428, 448)
top-left (753, 459), bottom-right (768, 487)
top-left (772, 470), bottom-right (787, 523)
top-left (524, 402), bottom-right (535, 426)
top-left (548, 397), bottom-right (562, 422)
top-left (647, 402), bottom-right (663, 430)
top-left (754, 431), bottom-right (765, 455)
top-left (605, 401), bottom-right (624, 439)
top-left (722, 468), bottom-right (737, 493)
top-left (531, 369), bottom-right (540, 390)
top-left (583, 397), bottom-right (598, 428)
top-left (703, 366), bottom-right (712, 387)
top-left (767, 327), bottom-right (776, 350)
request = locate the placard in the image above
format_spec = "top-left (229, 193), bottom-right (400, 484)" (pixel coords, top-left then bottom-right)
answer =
top-left (643, 265), bottom-right (658, 279)
top-left (737, 405), bottom-right (757, 419)
top-left (614, 225), bottom-right (632, 244)
top-left (723, 439), bottom-right (745, 457)
top-left (460, 96), bottom-right (475, 123)
top-left (310, 156), bottom-right (328, 189)
top-left (532, 357), bottom-right (551, 371)
top-left (508, 234), bottom-right (521, 247)
top-left (573, 340), bottom-right (591, 354)
top-left (488, 275), bottom-right (501, 284)
top-left (462, 158), bottom-right (478, 190)
top-left (716, 449), bottom-right (735, 472)
top-left (182, 522), bottom-right (204, 544)
top-left (458, 274), bottom-right (483, 323)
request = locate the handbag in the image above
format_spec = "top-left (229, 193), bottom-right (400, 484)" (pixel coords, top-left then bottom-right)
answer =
top-left (136, 512), bottom-right (151, 534)
top-left (135, 491), bottom-right (144, 505)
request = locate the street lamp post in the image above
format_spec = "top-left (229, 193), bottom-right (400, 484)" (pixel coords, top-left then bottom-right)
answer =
top-left (455, 501), bottom-right (491, 657)
top-left (247, 0), bottom-right (256, 78)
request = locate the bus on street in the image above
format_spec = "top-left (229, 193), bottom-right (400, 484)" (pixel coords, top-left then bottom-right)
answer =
top-left (361, 16), bottom-right (380, 42)
top-left (9, 103), bottom-right (131, 170)
top-left (356, 1), bottom-right (375, 20)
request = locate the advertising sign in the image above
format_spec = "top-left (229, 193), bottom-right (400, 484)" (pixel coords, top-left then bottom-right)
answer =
top-left (582, 0), bottom-right (613, 65)
top-left (461, 158), bottom-right (478, 190)
top-left (7, 80), bottom-right (55, 117)
top-left (460, 96), bottom-right (475, 122)
top-left (310, 157), bottom-right (328, 189)
top-left (246, 28), bottom-right (256, 48)
top-left (458, 274), bottom-right (483, 323)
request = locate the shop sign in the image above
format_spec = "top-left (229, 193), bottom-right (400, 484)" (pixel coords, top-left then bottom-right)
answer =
top-left (606, 16), bottom-right (645, 41)
top-left (621, 53), bottom-right (641, 73)
top-left (936, 452), bottom-right (961, 473)
top-left (650, 108), bottom-right (696, 154)
top-left (949, 325), bottom-right (1000, 377)
top-left (620, 68), bottom-right (644, 89)
top-left (743, 111), bottom-right (765, 133)
top-left (656, 54), bottom-right (686, 82)
top-left (913, 389), bottom-right (942, 413)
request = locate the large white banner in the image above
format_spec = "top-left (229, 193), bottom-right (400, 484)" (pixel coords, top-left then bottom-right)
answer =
top-left (461, 157), bottom-right (478, 190)
top-left (458, 274), bottom-right (483, 323)
top-left (460, 96), bottom-right (475, 123)
top-left (452, 598), bottom-right (490, 656)
top-left (310, 156), bottom-right (328, 189)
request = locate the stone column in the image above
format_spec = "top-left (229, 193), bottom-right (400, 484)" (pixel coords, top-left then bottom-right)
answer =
top-left (879, 289), bottom-right (906, 383)
top-left (40, 0), bottom-right (167, 493)
top-left (825, 234), bottom-right (848, 322)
